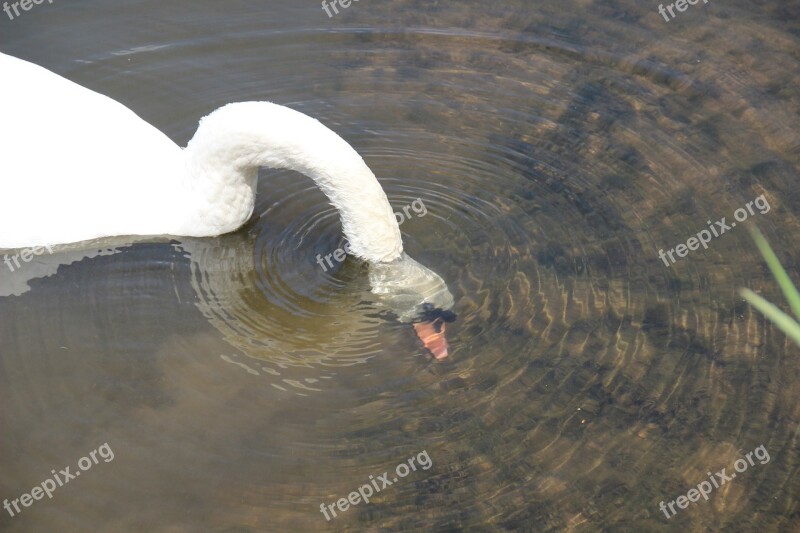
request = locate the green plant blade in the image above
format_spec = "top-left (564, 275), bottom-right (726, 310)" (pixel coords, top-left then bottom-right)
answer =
top-left (740, 288), bottom-right (800, 346)
top-left (748, 225), bottom-right (800, 321)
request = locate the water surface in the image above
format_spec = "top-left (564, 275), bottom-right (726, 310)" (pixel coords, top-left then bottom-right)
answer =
top-left (1, 0), bottom-right (799, 531)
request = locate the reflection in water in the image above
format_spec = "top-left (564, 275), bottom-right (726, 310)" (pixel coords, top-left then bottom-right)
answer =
top-left (1, 0), bottom-right (800, 530)
top-left (184, 212), bottom-right (395, 374)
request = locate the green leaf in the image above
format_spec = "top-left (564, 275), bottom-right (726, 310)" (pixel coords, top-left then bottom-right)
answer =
top-left (748, 225), bottom-right (800, 321)
top-left (740, 288), bottom-right (800, 346)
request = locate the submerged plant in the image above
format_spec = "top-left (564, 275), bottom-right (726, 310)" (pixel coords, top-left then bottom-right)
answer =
top-left (739, 226), bottom-right (800, 347)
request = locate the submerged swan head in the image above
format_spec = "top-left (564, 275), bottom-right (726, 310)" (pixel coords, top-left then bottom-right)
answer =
top-left (369, 252), bottom-right (455, 319)
top-left (370, 253), bottom-right (455, 359)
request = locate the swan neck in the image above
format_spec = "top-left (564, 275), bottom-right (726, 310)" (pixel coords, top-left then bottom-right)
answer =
top-left (185, 102), bottom-right (403, 262)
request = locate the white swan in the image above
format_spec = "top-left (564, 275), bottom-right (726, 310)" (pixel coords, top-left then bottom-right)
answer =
top-left (0, 52), bottom-right (454, 358)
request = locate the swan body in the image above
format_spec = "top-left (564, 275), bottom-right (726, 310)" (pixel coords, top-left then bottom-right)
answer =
top-left (1, 53), bottom-right (186, 249)
top-left (0, 52), bottom-right (453, 346)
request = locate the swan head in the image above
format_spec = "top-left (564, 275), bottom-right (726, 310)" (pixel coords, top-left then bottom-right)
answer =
top-left (368, 253), bottom-right (456, 359)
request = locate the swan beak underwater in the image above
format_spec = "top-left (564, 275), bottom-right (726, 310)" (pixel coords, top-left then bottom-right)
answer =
top-left (413, 304), bottom-right (457, 360)
top-left (413, 320), bottom-right (449, 360)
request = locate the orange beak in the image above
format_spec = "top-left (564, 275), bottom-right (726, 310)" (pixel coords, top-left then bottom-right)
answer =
top-left (413, 318), bottom-right (449, 360)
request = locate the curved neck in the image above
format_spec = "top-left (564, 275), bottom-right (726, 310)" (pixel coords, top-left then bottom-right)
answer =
top-left (183, 102), bottom-right (403, 263)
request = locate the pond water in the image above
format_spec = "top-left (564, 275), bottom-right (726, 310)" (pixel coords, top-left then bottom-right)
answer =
top-left (1, 0), bottom-right (799, 531)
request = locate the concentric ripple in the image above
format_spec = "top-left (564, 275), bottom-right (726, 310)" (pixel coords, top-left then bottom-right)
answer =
top-left (170, 12), bottom-right (800, 528)
top-left (2, 0), bottom-right (799, 531)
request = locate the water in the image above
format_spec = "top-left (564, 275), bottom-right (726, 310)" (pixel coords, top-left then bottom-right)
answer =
top-left (2, 0), bottom-right (799, 531)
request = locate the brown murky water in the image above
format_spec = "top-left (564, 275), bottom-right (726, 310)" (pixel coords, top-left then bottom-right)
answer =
top-left (2, 0), bottom-right (799, 531)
